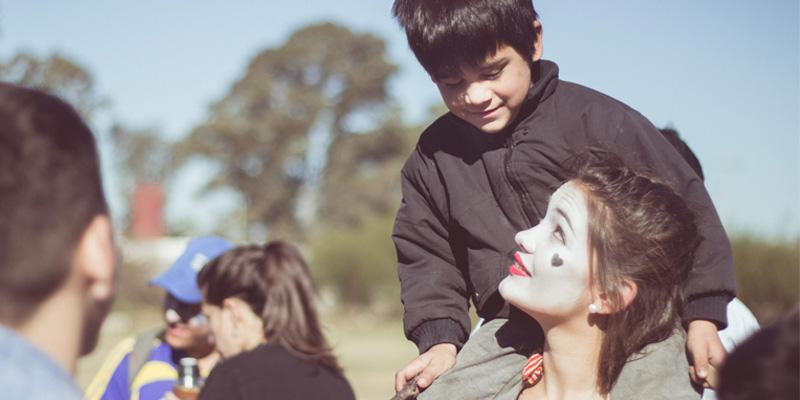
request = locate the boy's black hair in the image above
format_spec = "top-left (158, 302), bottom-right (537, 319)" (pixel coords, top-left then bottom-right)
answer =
top-left (0, 82), bottom-right (108, 325)
top-left (392, 0), bottom-right (539, 78)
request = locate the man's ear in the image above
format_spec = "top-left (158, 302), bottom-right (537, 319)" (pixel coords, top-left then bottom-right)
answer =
top-left (532, 19), bottom-right (543, 62)
top-left (596, 279), bottom-right (638, 314)
top-left (74, 214), bottom-right (116, 301)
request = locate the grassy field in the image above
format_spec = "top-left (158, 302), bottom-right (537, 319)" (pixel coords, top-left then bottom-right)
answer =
top-left (76, 304), bottom-right (417, 400)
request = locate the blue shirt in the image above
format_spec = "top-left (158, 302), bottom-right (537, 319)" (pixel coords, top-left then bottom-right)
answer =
top-left (0, 324), bottom-right (83, 400)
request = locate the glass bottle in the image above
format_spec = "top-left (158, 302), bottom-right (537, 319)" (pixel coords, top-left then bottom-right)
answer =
top-left (173, 357), bottom-right (202, 400)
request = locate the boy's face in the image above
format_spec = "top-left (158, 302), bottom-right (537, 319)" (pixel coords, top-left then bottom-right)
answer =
top-left (434, 45), bottom-right (534, 134)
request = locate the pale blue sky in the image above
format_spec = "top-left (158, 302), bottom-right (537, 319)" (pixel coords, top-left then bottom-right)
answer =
top-left (2, 1), bottom-right (797, 238)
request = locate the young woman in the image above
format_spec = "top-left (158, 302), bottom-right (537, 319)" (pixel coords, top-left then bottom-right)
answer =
top-left (499, 156), bottom-right (702, 400)
top-left (196, 241), bottom-right (355, 400)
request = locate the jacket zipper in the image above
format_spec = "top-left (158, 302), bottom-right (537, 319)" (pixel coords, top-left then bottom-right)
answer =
top-left (503, 136), bottom-right (534, 228)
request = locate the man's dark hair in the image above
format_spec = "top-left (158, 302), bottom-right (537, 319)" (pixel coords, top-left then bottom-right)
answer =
top-left (659, 128), bottom-right (705, 181)
top-left (0, 82), bottom-right (108, 324)
top-left (718, 308), bottom-right (799, 400)
top-left (392, 0), bottom-right (539, 78)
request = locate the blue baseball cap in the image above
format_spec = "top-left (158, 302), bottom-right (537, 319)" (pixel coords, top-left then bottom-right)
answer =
top-left (150, 236), bottom-right (233, 304)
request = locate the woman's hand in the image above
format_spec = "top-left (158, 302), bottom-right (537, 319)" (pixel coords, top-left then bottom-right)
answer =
top-left (394, 343), bottom-right (457, 393)
top-left (687, 320), bottom-right (726, 388)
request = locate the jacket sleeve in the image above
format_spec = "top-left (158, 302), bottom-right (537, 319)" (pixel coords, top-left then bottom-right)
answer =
top-left (393, 145), bottom-right (471, 353)
top-left (84, 338), bottom-right (135, 400)
top-left (610, 110), bottom-right (735, 328)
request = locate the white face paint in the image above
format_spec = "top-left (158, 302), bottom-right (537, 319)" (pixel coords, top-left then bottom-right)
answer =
top-left (499, 181), bottom-right (593, 321)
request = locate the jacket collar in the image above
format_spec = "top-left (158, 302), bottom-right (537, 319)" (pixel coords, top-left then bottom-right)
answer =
top-left (503, 59), bottom-right (560, 141)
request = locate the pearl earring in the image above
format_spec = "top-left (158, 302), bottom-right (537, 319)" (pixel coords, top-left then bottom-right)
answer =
top-left (588, 303), bottom-right (600, 314)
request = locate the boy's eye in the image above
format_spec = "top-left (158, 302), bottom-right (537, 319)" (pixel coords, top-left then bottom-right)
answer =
top-left (483, 69), bottom-right (502, 80)
top-left (553, 225), bottom-right (565, 244)
top-left (439, 77), bottom-right (463, 87)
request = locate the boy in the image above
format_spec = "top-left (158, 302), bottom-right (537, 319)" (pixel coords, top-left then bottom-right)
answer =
top-left (0, 83), bottom-right (118, 399)
top-left (391, 1), bottom-right (734, 398)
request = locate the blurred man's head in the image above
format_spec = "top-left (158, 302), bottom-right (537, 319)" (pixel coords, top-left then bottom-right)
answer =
top-left (151, 236), bottom-right (231, 356)
top-left (0, 83), bottom-right (117, 360)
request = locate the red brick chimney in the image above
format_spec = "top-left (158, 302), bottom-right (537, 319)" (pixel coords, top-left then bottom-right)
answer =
top-left (131, 183), bottom-right (165, 238)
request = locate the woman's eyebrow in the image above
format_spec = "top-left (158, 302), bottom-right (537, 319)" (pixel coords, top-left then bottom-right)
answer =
top-left (556, 208), bottom-right (574, 234)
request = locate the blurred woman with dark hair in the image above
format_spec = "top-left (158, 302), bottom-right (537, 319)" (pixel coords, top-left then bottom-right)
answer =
top-left (498, 154), bottom-right (703, 399)
top-left (196, 241), bottom-right (355, 400)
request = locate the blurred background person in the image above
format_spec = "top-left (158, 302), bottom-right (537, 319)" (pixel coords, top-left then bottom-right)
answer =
top-left (660, 127), bottom-right (761, 395)
top-left (0, 83), bottom-right (117, 399)
top-left (658, 127), bottom-right (761, 398)
top-left (196, 241), bottom-right (355, 400)
top-left (86, 236), bottom-right (232, 400)
top-left (717, 307), bottom-right (799, 400)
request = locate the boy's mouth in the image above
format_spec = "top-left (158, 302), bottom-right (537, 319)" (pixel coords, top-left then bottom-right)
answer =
top-left (509, 251), bottom-right (532, 277)
top-left (473, 106), bottom-right (500, 118)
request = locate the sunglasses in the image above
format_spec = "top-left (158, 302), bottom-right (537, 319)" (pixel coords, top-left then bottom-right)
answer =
top-left (164, 295), bottom-right (206, 327)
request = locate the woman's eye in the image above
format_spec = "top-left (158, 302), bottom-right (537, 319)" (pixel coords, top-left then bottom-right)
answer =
top-left (553, 226), bottom-right (565, 244)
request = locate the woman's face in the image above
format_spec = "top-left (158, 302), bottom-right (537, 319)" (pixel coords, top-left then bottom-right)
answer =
top-left (201, 302), bottom-right (239, 358)
top-left (499, 181), bottom-right (594, 321)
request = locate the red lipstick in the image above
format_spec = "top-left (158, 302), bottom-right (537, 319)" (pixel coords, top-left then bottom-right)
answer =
top-left (509, 252), bottom-right (531, 277)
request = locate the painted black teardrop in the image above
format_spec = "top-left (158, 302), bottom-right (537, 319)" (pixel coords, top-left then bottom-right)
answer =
top-left (551, 253), bottom-right (563, 267)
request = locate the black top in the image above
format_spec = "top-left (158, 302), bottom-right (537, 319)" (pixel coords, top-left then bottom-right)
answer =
top-left (199, 343), bottom-right (355, 400)
top-left (394, 59), bottom-right (735, 352)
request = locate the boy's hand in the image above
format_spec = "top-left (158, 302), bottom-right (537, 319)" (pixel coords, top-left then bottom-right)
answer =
top-left (395, 343), bottom-right (457, 393)
top-left (687, 319), bottom-right (726, 388)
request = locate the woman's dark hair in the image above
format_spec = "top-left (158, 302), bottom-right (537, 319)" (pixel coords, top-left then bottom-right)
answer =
top-left (392, 0), bottom-right (539, 78)
top-left (197, 240), bottom-right (341, 372)
top-left (571, 153), bottom-right (701, 394)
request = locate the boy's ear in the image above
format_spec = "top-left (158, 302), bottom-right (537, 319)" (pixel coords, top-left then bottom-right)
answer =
top-left (595, 279), bottom-right (638, 314)
top-left (75, 214), bottom-right (117, 301)
top-left (532, 19), bottom-right (543, 62)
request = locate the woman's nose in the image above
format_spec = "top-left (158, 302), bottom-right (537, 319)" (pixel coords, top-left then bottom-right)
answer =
top-left (514, 229), bottom-right (536, 253)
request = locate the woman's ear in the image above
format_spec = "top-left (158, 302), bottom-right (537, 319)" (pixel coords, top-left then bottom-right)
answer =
top-left (223, 297), bottom-right (261, 327)
top-left (222, 298), bottom-right (245, 323)
top-left (595, 279), bottom-right (638, 314)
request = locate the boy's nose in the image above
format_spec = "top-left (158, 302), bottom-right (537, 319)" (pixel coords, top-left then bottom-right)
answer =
top-left (463, 83), bottom-right (492, 106)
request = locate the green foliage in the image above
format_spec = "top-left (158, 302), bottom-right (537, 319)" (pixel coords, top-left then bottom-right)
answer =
top-left (732, 233), bottom-right (799, 324)
top-left (175, 22), bottom-right (398, 240)
top-left (308, 213), bottom-right (400, 308)
top-left (0, 51), bottom-right (108, 120)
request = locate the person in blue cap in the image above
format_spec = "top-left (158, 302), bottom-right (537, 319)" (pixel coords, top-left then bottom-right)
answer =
top-left (86, 236), bottom-right (233, 400)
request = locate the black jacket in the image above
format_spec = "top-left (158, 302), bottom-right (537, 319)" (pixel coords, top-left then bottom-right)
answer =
top-left (393, 60), bottom-right (735, 353)
top-left (199, 343), bottom-right (355, 400)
